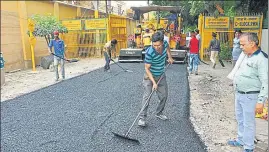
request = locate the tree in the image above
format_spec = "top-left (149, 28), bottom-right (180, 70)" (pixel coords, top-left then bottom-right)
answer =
top-left (28, 14), bottom-right (68, 45)
top-left (150, 0), bottom-right (199, 30)
top-left (150, 0), bottom-right (268, 31)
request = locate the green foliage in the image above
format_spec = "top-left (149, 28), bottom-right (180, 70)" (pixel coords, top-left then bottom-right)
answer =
top-left (153, 11), bottom-right (170, 19)
top-left (189, 1), bottom-right (205, 16)
top-left (225, 6), bottom-right (235, 17)
top-left (219, 42), bottom-right (232, 60)
top-left (150, 0), bottom-right (199, 29)
top-left (223, 1), bottom-right (236, 17)
top-left (151, 1), bottom-right (179, 19)
top-left (183, 25), bottom-right (197, 33)
top-left (150, 0), bottom-right (268, 33)
top-left (28, 14), bottom-right (68, 37)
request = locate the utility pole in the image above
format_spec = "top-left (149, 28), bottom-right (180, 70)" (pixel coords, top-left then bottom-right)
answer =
top-left (105, 0), bottom-right (108, 17)
top-left (147, 0), bottom-right (149, 20)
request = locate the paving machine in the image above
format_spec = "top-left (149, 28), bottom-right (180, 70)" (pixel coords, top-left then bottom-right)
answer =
top-left (118, 6), bottom-right (188, 63)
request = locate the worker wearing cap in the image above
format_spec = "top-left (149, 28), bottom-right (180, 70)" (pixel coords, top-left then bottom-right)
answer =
top-left (209, 32), bottom-right (221, 68)
top-left (103, 39), bottom-right (117, 72)
top-left (142, 28), bottom-right (152, 50)
top-left (48, 31), bottom-right (66, 81)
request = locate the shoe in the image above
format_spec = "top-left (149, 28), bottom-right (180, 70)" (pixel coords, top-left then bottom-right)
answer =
top-left (189, 71), bottom-right (193, 74)
top-left (244, 149), bottom-right (253, 152)
top-left (156, 114), bottom-right (168, 120)
top-left (212, 63), bottom-right (216, 69)
top-left (62, 77), bottom-right (65, 81)
top-left (138, 119), bottom-right (146, 127)
top-left (229, 83), bottom-right (233, 86)
top-left (195, 71), bottom-right (198, 75)
top-left (55, 78), bottom-right (59, 82)
top-left (227, 139), bottom-right (243, 147)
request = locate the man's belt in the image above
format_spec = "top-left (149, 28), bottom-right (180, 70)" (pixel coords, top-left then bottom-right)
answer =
top-left (237, 91), bottom-right (260, 94)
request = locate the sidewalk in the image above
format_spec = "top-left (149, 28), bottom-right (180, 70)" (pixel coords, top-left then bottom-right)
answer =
top-left (1, 58), bottom-right (108, 101)
top-left (188, 61), bottom-right (268, 152)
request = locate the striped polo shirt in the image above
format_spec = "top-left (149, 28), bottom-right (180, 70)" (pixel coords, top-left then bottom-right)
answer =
top-left (144, 40), bottom-right (168, 77)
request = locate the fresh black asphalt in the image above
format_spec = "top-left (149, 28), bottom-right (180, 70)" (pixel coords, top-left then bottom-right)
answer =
top-left (1, 63), bottom-right (207, 152)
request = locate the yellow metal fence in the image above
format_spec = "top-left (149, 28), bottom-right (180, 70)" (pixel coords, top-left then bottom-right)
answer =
top-left (198, 13), bottom-right (263, 60)
top-left (62, 15), bottom-right (136, 59)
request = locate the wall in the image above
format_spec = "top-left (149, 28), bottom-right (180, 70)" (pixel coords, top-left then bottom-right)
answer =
top-left (1, 1), bottom-right (25, 71)
top-left (26, 1), bottom-right (55, 65)
top-left (26, 1), bottom-right (54, 16)
top-left (261, 29), bottom-right (268, 54)
top-left (59, 4), bottom-right (77, 20)
top-left (1, 1), bottom-right (133, 72)
top-left (0, 1), bottom-right (84, 71)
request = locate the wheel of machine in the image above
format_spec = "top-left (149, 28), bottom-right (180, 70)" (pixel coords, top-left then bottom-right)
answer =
top-left (41, 55), bottom-right (54, 69)
top-left (118, 56), bottom-right (122, 63)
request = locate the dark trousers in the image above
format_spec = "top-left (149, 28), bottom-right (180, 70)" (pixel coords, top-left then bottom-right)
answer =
top-left (104, 52), bottom-right (111, 71)
top-left (140, 74), bottom-right (168, 119)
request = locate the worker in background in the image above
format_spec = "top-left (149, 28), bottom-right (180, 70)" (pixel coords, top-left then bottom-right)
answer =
top-left (135, 25), bottom-right (142, 48)
top-left (142, 28), bottom-right (152, 50)
top-left (227, 33), bottom-right (268, 152)
top-left (188, 31), bottom-right (200, 75)
top-left (169, 21), bottom-right (175, 33)
top-left (229, 29), bottom-right (243, 86)
top-left (138, 31), bottom-right (174, 127)
top-left (232, 29), bottom-right (243, 67)
top-left (195, 29), bottom-right (201, 51)
top-left (209, 32), bottom-right (221, 69)
top-left (163, 30), bottom-right (170, 45)
top-left (103, 39), bottom-right (117, 72)
top-left (48, 31), bottom-right (66, 81)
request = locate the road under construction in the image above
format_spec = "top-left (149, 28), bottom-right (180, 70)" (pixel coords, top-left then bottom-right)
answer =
top-left (1, 63), bottom-right (206, 151)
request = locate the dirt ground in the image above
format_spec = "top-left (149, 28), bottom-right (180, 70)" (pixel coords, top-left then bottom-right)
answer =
top-left (188, 61), bottom-right (268, 152)
top-left (1, 58), bottom-right (268, 152)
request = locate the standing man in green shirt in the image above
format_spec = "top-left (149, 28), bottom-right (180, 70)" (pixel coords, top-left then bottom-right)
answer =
top-left (227, 33), bottom-right (268, 152)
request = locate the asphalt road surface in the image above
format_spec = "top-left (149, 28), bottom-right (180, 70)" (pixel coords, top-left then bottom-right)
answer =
top-left (1, 63), bottom-right (206, 152)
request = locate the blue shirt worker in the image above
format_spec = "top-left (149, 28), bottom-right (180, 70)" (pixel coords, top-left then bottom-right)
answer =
top-left (138, 31), bottom-right (174, 127)
top-left (227, 33), bottom-right (268, 152)
top-left (48, 31), bottom-right (66, 81)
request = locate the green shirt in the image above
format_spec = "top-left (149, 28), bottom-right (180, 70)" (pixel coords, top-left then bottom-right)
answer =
top-left (234, 49), bottom-right (268, 103)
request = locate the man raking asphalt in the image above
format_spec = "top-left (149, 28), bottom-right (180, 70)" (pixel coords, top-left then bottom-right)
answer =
top-left (112, 31), bottom-right (174, 143)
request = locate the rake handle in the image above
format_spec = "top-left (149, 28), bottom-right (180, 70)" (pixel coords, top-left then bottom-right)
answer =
top-left (51, 52), bottom-right (71, 62)
top-left (110, 58), bottom-right (127, 71)
top-left (124, 63), bottom-right (171, 137)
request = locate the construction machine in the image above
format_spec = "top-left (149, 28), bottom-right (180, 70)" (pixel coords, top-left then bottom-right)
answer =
top-left (118, 6), bottom-right (188, 63)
